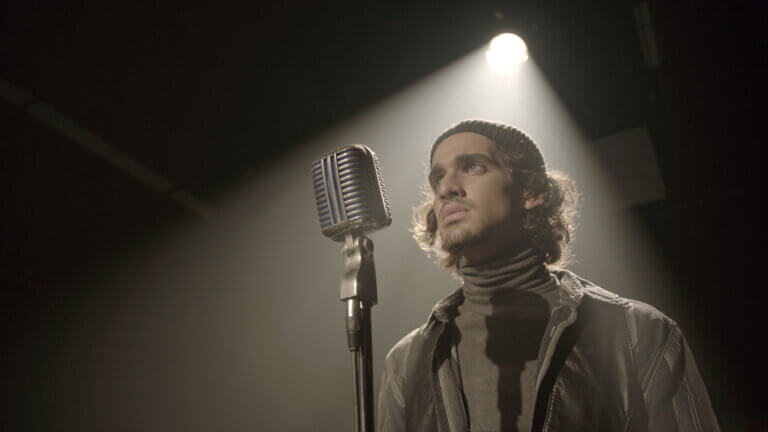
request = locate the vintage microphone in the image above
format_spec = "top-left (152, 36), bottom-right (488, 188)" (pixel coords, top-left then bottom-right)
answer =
top-left (312, 145), bottom-right (391, 432)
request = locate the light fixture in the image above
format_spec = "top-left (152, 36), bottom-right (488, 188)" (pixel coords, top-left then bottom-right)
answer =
top-left (486, 33), bottom-right (529, 76)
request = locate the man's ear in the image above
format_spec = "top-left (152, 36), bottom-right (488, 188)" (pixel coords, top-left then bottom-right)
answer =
top-left (524, 193), bottom-right (545, 210)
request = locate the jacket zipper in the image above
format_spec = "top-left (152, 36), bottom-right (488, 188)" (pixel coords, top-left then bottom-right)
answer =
top-left (541, 383), bottom-right (557, 432)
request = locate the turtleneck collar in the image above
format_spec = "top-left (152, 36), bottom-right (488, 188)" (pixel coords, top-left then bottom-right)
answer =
top-left (458, 247), bottom-right (558, 316)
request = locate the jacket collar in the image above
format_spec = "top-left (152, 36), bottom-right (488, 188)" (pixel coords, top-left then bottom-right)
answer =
top-left (421, 269), bottom-right (585, 336)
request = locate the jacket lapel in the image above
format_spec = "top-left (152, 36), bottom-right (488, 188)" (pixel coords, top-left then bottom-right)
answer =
top-left (531, 271), bottom-right (586, 430)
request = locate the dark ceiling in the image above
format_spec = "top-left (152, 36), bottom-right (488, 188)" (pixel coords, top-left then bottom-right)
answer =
top-left (3, 0), bottom-right (658, 196)
top-left (2, 0), bottom-right (767, 428)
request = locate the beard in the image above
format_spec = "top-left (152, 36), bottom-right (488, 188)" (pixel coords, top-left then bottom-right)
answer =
top-left (438, 214), bottom-right (527, 262)
top-left (438, 223), bottom-right (486, 254)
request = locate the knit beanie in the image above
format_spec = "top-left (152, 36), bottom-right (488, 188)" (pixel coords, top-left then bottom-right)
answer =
top-left (430, 119), bottom-right (545, 171)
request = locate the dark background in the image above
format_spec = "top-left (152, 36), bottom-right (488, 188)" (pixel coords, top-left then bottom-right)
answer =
top-left (2, 1), bottom-right (766, 430)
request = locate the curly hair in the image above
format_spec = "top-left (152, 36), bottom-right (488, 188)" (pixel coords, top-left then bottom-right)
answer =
top-left (411, 143), bottom-right (579, 277)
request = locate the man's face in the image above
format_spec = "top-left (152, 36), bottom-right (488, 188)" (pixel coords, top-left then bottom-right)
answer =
top-left (429, 132), bottom-right (525, 263)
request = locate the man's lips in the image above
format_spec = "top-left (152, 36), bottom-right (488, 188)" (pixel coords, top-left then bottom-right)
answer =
top-left (441, 203), bottom-right (469, 223)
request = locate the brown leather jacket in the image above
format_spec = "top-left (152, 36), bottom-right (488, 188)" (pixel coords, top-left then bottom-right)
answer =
top-left (377, 270), bottom-right (720, 432)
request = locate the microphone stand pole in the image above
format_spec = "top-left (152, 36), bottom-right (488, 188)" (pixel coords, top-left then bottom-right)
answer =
top-left (341, 234), bottom-right (377, 432)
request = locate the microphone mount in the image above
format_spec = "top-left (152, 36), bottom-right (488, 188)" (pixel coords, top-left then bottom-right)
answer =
top-left (341, 234), bottom-right (377, 304)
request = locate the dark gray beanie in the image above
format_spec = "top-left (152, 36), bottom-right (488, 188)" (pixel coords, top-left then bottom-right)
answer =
top-left (431, 119), bottom-right (545, 170)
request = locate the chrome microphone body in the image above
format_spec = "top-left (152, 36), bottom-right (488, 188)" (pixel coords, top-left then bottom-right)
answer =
top-left (312, 145), bottom-right (392, 242)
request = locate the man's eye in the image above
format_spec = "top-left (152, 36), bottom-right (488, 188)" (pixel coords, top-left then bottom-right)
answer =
top-left (464, 162), bottom-right (485, 173)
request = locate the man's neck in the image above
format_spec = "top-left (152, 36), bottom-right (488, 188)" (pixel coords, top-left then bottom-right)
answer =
top-left (459, 237), bottom-right (533, 267)
top-left (458, 245), bottom-right (558, 316)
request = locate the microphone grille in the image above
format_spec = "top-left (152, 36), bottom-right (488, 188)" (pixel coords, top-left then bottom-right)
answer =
top-left (313, 145), bottom-right (392, 241)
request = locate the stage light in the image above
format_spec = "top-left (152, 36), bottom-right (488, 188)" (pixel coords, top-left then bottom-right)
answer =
top-left (486, 33), bottom-right (529, 75)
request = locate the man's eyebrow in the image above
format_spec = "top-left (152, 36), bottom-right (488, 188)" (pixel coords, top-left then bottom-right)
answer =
top-left (454, 153), bottom-right (500, 166)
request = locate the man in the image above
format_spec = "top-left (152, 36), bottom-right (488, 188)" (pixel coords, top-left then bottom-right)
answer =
top-left (376, 119), bottom-right (720, 431)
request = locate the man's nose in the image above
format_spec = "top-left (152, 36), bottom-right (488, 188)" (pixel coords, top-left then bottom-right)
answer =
top-left (437, 170), bottom-right (465, 201)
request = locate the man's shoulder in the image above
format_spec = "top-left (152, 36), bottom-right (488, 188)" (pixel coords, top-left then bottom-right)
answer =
top-left (558, 269), bottom-right (676, 328)
top-left (386, 326), bottom-right (424, 358)
top-left (382, 325), bottom-right (432, 378)
top-left (558, 270), bottom-right (679, 361)
top-left (382, 287), bottom-right (461, 378)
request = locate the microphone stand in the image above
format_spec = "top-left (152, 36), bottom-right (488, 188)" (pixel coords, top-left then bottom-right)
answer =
top-left (341, 234), bottom-right (377, 432)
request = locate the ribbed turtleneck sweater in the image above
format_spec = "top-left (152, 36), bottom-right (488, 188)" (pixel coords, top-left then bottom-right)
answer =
top-left (454, 247), bottom-right (560, 432)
